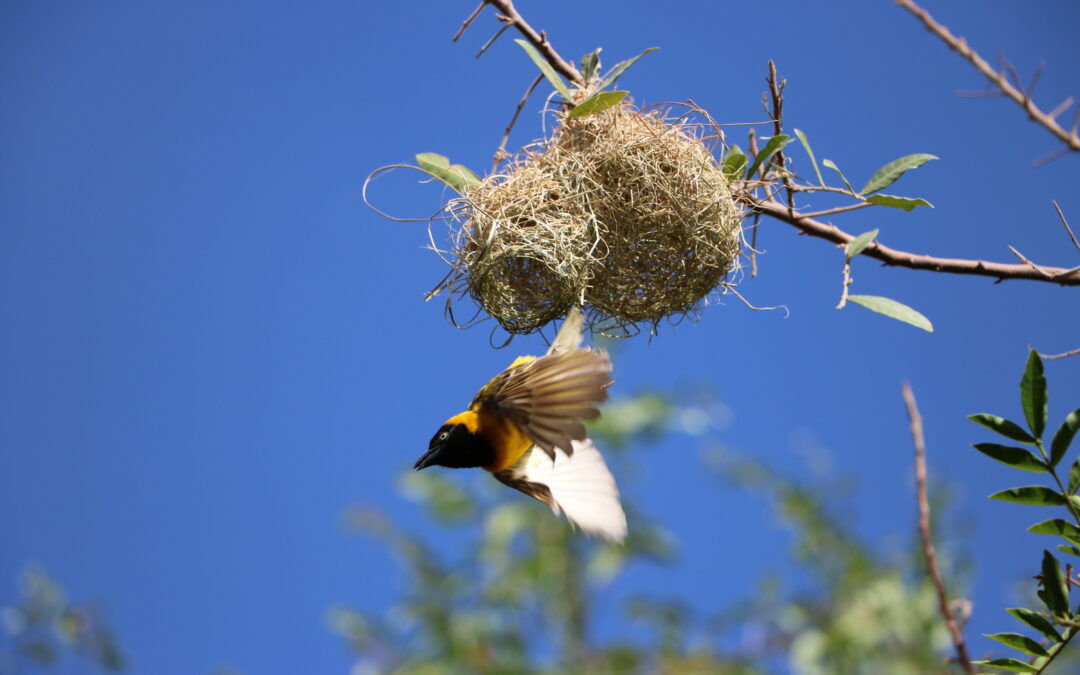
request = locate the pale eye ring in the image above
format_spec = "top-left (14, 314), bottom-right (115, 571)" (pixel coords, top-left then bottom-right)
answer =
top-left (438, 431), bottom-right (449, 441)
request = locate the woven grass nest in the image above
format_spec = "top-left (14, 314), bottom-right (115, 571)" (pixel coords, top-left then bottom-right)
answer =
top-left (444, 100), bottom-right (744, 336)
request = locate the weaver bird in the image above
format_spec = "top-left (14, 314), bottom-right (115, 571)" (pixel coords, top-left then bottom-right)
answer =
top-left (414, 308), bottom-right (627, 542)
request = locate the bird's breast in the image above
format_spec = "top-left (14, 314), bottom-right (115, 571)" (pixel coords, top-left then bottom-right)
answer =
top-left (477, 406), bottom-right (533, 472)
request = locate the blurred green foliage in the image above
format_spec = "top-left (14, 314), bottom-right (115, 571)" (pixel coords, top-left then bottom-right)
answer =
top-left (0, 564), bottom-right (124, 674)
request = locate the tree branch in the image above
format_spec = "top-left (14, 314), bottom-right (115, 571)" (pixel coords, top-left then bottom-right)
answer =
top-left (903, 381), bottom-right (976, 675)
top-left (484, 0), bottom-right (582, 85)
top-left (753, 199), bottom-right (1080, 286)
top-left (897, 0), bottom-right (1080, 154)
top-left (492, 73), bottom-right (544, 171)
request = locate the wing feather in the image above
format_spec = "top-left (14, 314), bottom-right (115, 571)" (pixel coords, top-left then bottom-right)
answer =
top-left (494, 438), bottom-right (626, 543)
top-left (478, 348), bottom-right (612, 457)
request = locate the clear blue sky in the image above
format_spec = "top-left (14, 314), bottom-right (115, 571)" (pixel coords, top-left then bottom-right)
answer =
top-left (2, 1), bottom-right (1079, 672)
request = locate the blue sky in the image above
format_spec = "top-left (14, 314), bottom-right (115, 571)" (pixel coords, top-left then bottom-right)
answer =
top-left (2, 1), bottom-right (1079, 672)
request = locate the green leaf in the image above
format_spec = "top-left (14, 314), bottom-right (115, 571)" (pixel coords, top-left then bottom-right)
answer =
top-left (1058, 544), bottom-right (1080, 557)
top-left (514, 39), bottom-right (574, 101)
top-left (1029, 519), bottom-right (1080, 546)
top-left (580, 48), bottom-right (602, 82)
top-left (972, 443), bottom-right (1047, 473)
top-left (860, 153), bottom-right (938, 195)
top-left (865, 194), bottom-right (934, 211)
top-left (846, 295), bottom-right (933, 332)
top-left (1021, 350), bottom-right (1048, 440)
top-left (745, 135), bottom-right (791, 179)
top-left (415, 153), bottom-right (481, 194)
top-left (990, 486), bottom-right (1067, 506)
top-left (1039, 550), bottom-right (1071, 617)
top-left (597, 47), bottom-right (659, 91)
top-left (722, 151), bottom-right (747, 178)
top-left (971, 658), bottom-right (1038, 673)
top-left (793, 128), bottom-right (824, 187)
top-left (845, 229), bottom-right (879, 261)
top-left (822, 158), bottom-right (857, 195)
top-left (416, 152), bottom-right (450, 174)
top-left (1050, 408), bottom-right (1080, 468)
top-left (568, 90), bottom-right (628, 118)
top-left (1007, 608), bottom-right (1064, 642)
top-left (985, 632), bottom-right (1051, 657)
top-left (968, 414), bottom-right (1037, 444)
top-left (1070, 456), bottom-right (1080, 495)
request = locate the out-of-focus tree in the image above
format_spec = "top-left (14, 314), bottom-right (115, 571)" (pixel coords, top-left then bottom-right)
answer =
top-left (332, 390), bottom-right (1060, 674)
top-left (0, 564), bottom-right (124, 674)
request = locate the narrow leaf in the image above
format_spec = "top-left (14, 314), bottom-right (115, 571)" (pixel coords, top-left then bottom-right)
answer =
top-left (793, 128), bottom-right (824, 186)
top-left (444, 165), bottom-right (481, 192)
top-left (968, 414), bottom-right (1037, 444)
top-left (597, 47), bottom-right (659, 91)
top-left (722, 152), bottom-right (747, 178)
top-left (580, 48), bottom-right (602, 82)
top-left (745, 135), bottom-right (791, 179)
top-left (860, 153), bottom-right (938, 195)
top-left (1050, 408), bottom-right (1080, 468)
top-left (415, 153), bottom-right (481, 194)
top-left (1039, 550), bottom-right (1071, 617)
top-left (989, 486), bottom-right (1067, 506)
top-left (515, 39), bottom-right (574, 101)
top-left (865, 194), bottom-right (933, 211)
top-left (1021, 350), bottom-right (1048, 439)
top-left (845, 229), bottom-right (879, 261)
top-left (846, 295), bottom-right (933, 332)
top-left (1007, 608), bottom-right (1063, 642)
top-left (1070, 456), bottom-right (1080, 495)
top-left (568, 90), bottom-right (628, 119)
top-left (1058, 544), bottom-right (1080, 557)
top-left (415, 152), bottom-right (450, 174)
top-left (971, 658), bottom-right (1037, 673)
top-left (972, 443), bottom-right (1047, 473)
top-left (984, 632), bottom-right (1050, 657)
top-left (822, 158), bottom-right (857, 195)
top-left (1029, 519), bottom-right (1080, 546)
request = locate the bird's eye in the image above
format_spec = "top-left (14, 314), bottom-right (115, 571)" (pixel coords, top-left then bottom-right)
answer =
top-left (438, 431), bottom-right (449, 441)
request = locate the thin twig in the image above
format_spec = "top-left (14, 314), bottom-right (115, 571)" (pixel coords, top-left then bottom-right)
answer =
top-left (492, 73), bottom-right (543, 171)
top-left (835, 258), bottom-right (852, 309)
top-left (767, 61), bottom-right (795, 213)
top-left (789, 184), bottom-right (862, 198)
top-left (903, 381), bottom-right (976, 675)
top-left (1048, 97), bottom-right (1074, 120)
top-left (453, 1), bottom-right (489, 42)
top-left (897, 0), bottom-right (1080, 153)
top-left (483, 0), bottom-right (582, 85)
top-left (1008, 245), bottom-right (1053, 279)
top-left (1033, 146), bottom-right (1071, 168)
top-left (475, 22), bottom-right (511, 58)
top-left (1025, 61), bottom-right (1045, 99)
top-left (748, 129), bottom-right (761, 277)
top-left (801, 202), bottom-right (875, 219)
top-left (753, 199), bottom-right (1080, 285)
top-left (1039, 347), bottom-right (1080, 361)
top-left (1053, 201), bottom-right (1080, 253)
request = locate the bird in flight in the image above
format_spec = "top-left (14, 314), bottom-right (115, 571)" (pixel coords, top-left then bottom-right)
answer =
top-left (414, 307), bottom-right (626, 542)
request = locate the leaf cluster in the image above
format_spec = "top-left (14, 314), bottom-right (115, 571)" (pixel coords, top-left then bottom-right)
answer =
top-left (0, 564), bottom-right (125, 673)
top-left (969, 351), bottom-right (1080, 673)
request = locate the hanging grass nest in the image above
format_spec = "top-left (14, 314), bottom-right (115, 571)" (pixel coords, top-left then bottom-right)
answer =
top-left (445, 100), bottom-right (744, 336)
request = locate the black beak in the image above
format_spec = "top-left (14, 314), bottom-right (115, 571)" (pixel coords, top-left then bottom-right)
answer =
top-left (413, 445), bottom-right (442, 470)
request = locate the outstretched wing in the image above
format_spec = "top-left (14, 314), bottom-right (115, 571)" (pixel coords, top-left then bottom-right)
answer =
top-left (493, 438), bottom-right (627, 543)
top-left (477, 346), bottom-right (612, 459)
